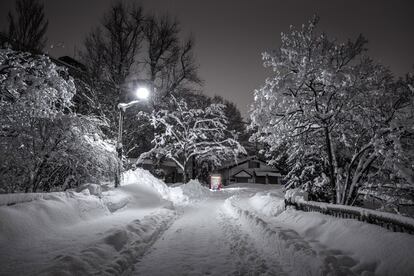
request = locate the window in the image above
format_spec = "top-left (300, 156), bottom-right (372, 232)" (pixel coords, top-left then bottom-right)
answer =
top-left (248, 161), bottom-right (260, 168)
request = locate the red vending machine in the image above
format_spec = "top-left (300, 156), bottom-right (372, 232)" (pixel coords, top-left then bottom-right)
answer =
top-left (210, 174), bottom-right (222, 190)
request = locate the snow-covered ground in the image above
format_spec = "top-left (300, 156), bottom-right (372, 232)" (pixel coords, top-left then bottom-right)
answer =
top-left (1, 169), bottom-right (414, 275)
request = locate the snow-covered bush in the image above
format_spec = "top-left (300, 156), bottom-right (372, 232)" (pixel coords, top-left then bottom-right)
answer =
top-left (283, 145), bottom-right (334, 202)
top-left (0, 49), bottom-right (117, 192)
top-left (32, 115), bottom-right (118, 191)
top-left (284, 188), bottom-right (309, 204)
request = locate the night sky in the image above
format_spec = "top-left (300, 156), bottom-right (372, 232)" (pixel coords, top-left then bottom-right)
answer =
top-left (1, 0), bottom-right (413, 117)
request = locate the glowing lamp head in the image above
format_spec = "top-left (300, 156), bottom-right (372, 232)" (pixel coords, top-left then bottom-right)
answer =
top-left (136, 87), bottom-right (150, 100)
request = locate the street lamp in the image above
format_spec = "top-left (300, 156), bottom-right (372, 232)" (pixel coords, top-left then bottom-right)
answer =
top-left (115, 86), bottom-right (150, 187)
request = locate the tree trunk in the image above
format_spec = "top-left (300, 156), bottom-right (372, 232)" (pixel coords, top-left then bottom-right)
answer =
top-left (26, 157), bottom-right (47, 193)
top-left (341, 144), bottom-right (373, 205)
top-left (115, 108), bottom-right (124, 188)
top-left (182, 160), bottom-right (187, 183)
top-left (345, 153), bottom-right (377, 205)
top-left (324, 127), bottom-right (336, 202)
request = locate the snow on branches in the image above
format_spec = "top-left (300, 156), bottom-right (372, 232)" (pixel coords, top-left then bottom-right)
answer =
top-left (0, 49), bottom-right (117, 192)
top-left (250, 16), bottom-right (414, 209)
top-left (0, 48), bottom-right (74, 118)
top-left (139, 97), bottom-right (246, 182)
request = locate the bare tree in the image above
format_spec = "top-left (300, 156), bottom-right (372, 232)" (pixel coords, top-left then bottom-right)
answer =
top-left (81, 1), bottom-right (144, 104)
top-left (8, 0), bottom-right (48, 52)
top-left (81, 5), bottom-right (201, 124)
top-left (143, 15), bottom-right (201, 106)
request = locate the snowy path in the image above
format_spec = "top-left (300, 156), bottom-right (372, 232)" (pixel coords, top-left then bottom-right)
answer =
top-left (1, 206), bottom-right (176, 275)
top-left (130, 186), bottom-right (362, 276)
top-left (130, 190), bottom-right (285, 276)
top-left (227, 195), bottom-right (360, 275)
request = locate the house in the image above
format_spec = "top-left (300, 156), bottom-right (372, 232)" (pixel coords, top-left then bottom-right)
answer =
top-left (52, 56), bottom-right (88, 78)
top-left (217, 156), bottom-right (283, 185)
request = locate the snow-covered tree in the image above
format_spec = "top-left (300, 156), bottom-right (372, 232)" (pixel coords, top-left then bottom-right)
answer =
top-left (0, 49), bottom-right (117, 192)
top-left (356, 78), bottom-right (414, 213)
top-left (140, 97), bottom-right (246, 182)
top-left (250, 16), bottom-right (414, 207)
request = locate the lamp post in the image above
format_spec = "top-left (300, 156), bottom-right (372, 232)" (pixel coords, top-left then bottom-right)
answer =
top-left (115, 86), bottom-right (150, 187)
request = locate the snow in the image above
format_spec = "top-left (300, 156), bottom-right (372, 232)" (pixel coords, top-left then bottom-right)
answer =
top-left (276, 210), bottom-right (414, 275)
top-left (284, 188), bottom-right (414, 229)
top-left (285, 187), bottom-right (309, 203)
top-left (77, 183), bottom-right (102, 196)
top-left (178, 179), bottom-right (212, 201)
top-left (249, 191), bottom-right (285, 216)
top-left (122, 168), bottom-right (172, 201)
top-left (140, 98), bottom-right (246, 175)
top-left (1, 171), bottom-right (414, 275)
top-left (0, 169), bottom-right (176, 275)
top-left (244, 190), bottom-right (414, 275)
top-left (0, 191), bottom-right (109, 242)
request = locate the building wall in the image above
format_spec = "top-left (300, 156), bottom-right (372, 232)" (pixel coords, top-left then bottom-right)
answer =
top-left (235, 177), bottom-right (250, 183)
top-left (255, 176), bottom-right (266, 184)
top-left (268, 176), bottom-right (280, 184)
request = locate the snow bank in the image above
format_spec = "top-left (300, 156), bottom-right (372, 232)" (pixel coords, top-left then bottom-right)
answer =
top-left (0, 168), bottom-right (175, 243)
top-left (0, 168), bottom-right (179, 275)
top-left (0, 191), bottom-right (109, 242)
top-left (178, 180), bottom-right (212, 201)
top-left (277, 210), bottom-right (414, 275)
top-left (160, 180), bottom-right (212, 205)
top-left (122, 168), bottom-right (187, 206)
top-left (77, 183), bottom-right (102, 197)
top-left (243, 191), bottom-right (414, 276)
top-left (41, 209), bottom-right (176, 276)
top-left (284, 188), bottom-right (308, 203)
top-left (249, 192), bottom-right (285, 217)
top-left (0, 191), bottom-right (68, 206)
top-left (122, 168), bottom-right (171, 200)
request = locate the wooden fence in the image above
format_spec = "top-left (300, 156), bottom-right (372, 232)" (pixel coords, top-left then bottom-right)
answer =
top-left (286, 200), bottom-right (414, 235)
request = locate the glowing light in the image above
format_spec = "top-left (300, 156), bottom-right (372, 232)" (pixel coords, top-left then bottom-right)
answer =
top-left (136, 87), bottom-right (150, 100)
top-left (210, 174), bottom-right (222, 190)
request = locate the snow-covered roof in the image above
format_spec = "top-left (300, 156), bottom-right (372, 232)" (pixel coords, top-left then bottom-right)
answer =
top-left (255, 171), bottom-right (282, 177)
top-left (218, 155), bottom-right (268, 170)
top-left (267, 172), bottom-right (282, 177)
top-left (233, 170), bottom-right (252, 178)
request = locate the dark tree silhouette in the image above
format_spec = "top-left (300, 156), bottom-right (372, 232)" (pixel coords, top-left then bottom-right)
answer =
top-left (81, 1), bottom-right (144, 104)
top-left (143, 15), bottom-right (201, 106)
top-left (8, 0), bottom-right (48, 52)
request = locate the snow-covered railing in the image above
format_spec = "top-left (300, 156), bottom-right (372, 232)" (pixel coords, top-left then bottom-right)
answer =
top-left (285, 199), bottom-right (414, 235)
